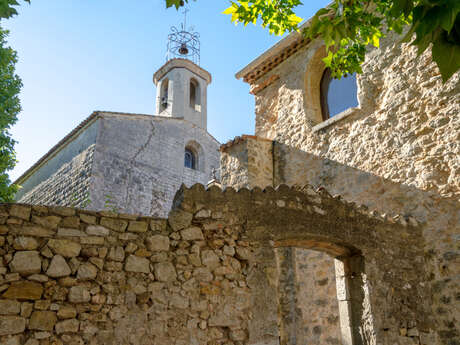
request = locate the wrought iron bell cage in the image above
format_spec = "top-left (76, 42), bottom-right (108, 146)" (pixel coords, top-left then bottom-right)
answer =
top-left (166, 10), bottom-right (200, 65)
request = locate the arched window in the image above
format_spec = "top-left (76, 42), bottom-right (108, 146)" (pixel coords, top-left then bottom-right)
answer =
top-left (160, 78), bottom-right (169, 112)
top-left (320, 68), bottom-right (358, 120)
top-left (190, 78), bottom-right (201, 110)
top-left (184, 148), bottom-right (196, 170)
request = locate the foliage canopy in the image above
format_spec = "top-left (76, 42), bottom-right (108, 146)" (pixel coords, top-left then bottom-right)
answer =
top-left (167, 0), bottom-right (460, 82)
top-left (0, 26), bottom-right (20, 201)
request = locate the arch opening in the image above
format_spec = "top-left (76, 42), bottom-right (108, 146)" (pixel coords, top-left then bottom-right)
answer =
top-left (304, 44), bottom-right (359, 124)
top-left (273, 240), bottom-right (369, 345)
top-left (184, 140), bottom-right (205, 172)
top-left (160, 78), bottom-right (169, 112)
top-left (190, 78), bottom-right (201, 111)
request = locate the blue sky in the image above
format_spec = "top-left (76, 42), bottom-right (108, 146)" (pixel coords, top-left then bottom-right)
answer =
top-left (3, 0), bottom-right (330, 181)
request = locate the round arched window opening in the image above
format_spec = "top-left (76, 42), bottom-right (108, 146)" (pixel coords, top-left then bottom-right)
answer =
top-left (320, 68), bottom-right (358, 120)
top-left (184, 148), bottom-right (197, 170)
top-left (190, 78), bottom-right (201, 110)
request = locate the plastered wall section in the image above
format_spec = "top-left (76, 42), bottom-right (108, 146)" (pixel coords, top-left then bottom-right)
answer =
top-left (249, 32), bottom-right (460, 345)
top-left (89, 113), bottom-right (220, 217)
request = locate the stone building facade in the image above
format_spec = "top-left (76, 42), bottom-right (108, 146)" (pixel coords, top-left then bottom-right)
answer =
top-left (15, 59), bottom-right (220, 217)
top-left (218, 25), bottom-right (459, 345)
top-left (0, 14), bottom-right (458, 345)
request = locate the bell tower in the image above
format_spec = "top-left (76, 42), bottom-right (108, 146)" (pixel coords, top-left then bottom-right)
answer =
top-left (153, 9), bottom-right (211, 130)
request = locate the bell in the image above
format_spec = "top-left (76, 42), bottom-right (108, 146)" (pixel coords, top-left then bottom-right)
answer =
top-left (178, 43), bottom-right (189, 55)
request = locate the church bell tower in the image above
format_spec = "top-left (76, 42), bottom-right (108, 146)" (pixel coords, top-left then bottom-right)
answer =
top-left (153, 10), bottom-right (211, 130)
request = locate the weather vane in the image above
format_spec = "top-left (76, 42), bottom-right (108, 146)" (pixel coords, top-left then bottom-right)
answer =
top-left (166, 6), bottom-right (200, 65)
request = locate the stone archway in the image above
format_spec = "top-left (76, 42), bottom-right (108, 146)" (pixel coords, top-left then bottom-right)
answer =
top-left (173, 183), bottom-right (427, 345)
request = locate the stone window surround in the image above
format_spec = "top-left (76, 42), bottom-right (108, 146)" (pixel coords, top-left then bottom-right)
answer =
top-left (312, 106), bottom-right (361, 132)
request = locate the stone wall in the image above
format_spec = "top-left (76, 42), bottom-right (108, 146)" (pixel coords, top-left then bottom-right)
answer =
top-left (90, 113), bottom-right (220, 217)
top-left (0, 201), bottom-right (252, 345)
top-left (0, 182), bottom-right (438, 345)
top-left (18, 145), bottom-right (95, 209)
top-left (232, 29), bottom-right (459, 345)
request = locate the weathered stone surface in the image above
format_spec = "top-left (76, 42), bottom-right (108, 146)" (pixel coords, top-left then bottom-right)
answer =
top-left (100, 217), bottom-right (128, 232)
top-left (168, 209), bottom-right (193, 231)
top-left (29, 311), bottom-right (57, 331)
top-left (46, 255), bottom-right (71, 278)
top-left (0, 316), bottom-right (26, 335)
top-left (85, 225), bottom-right (110, 236)
top-left (201, 250), bottom-right (220, 270)
top-left (9, 251), bottom-right (41, 276)
top-left (47, 239), bottom-right (81, 258)
top-left (9, 205), bottom-right (31, 220)
top-left (57, 306), bottom-right (77, 320)
top-left (180, 227), bottom-right (204, 241)
top-left (55, 318), bottom-right (79, 334)
top-left (107, 246), bottom-right (125, 262)
top-left (13, 237), bottom-right (39, 250)
top-left (146, 235), bottom-right (169, 252)
top-left (9, 225), bottom-right (54, 237)
top-left (0, 300), bottom-right (21, 315)
top-left (68, 286), bottom-right (90, 303)
top-left (125, 255), bottom-right (150, 274)
top-left (76, 263), bottom-right (98, 280)
top-left (127, 221), bottom-right (148, 233)
top-left (154, 262), bottom-right (177, 282)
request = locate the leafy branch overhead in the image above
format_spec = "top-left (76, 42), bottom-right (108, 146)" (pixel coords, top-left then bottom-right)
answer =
top-left (166, 0), bottom-right (460, 82)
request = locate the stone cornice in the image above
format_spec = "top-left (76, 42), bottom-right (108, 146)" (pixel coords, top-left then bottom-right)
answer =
top-left (153, 58), bottom-right (212, 85)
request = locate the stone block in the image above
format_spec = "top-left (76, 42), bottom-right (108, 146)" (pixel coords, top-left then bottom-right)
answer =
top-left (154, 262), bottom-right (177, 282)
top-left (128, 221), bottom-right (148, 233)
top-left (57, 306), bottom-right (77, 320)
top-left (9, 205), bottom-right (31, 220)
top-left (100, 218), bottom-right (128, 232)
top-left (168, 209), bottom-right (193, 231)
top-left (180, 227), bottom-right (204, 241)
top-left (125, 255), bottom-right (150, 274)
top-left (3, 281), bottom-right (43, 300)
top-left (201, 250), bottom-right (220, 270)
top-left (107, 246), bottom-right (125, 262)
top-left (146, 235), bottom-right (169, 252)
top-left (77, 263), bottom-right (98, 280)
top-left (55, 319), bottom-right (79, 334)
top-left (0, 301), bottom-right (21, 315)
top-left (0, 316), bottom-right (26, 335)
top-left (29, 311), bottom-right (57, 331)
top-left (68, 286), bottom-right (90, 303)
top-left (80, 236), bottom-right (105, 245)
top-left (32, 215), bottom-right (61, 229)
top-left (9, 251), bottom-right (41, 276)
top-left (12, 237), bottom-right (39, 250)
top-left (47, 239), bottom-right (81, 258)
top-left (86, 225), bottom-right (110, 236)
top-left (46, 255), bottom-right (71, 278)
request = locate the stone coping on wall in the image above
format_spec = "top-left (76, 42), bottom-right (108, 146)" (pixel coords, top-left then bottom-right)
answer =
top-left (312, 107), bottom-right (362, 132)
top-left (219, 135), bottom-right (272, 152)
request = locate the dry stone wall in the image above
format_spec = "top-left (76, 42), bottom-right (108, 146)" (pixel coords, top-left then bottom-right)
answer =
top-left (0, 201), bottom-right (253, 345)
top-left (0, 182), bottom-right (438, 345)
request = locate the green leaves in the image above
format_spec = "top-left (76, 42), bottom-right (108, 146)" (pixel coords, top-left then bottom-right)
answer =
top-left (0, 26), bottom-right (21, 201)
top-left (217, 0), bottom-right (460, 82)
top-left (165, 0), bottom-right (188, 10)
top-left (432, 26), bottom-right (460, 81)
top-left (0, 0), bottom-right (30, 20)
top-left (222, 0), bottom-right (303, 35)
